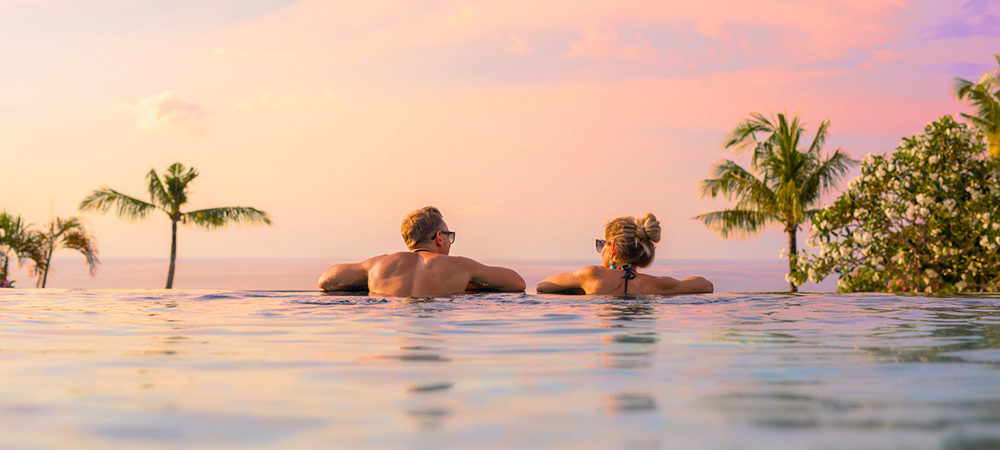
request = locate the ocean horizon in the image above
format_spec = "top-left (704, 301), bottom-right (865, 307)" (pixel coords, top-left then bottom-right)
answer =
top-left (4, 257), bottom-right (837, 293)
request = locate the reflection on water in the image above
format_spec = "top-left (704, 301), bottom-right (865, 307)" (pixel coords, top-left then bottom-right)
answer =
top-left (1, 290), bottom-right (1000, 449)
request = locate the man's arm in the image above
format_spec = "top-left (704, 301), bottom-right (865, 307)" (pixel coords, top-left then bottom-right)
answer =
top-left (462, 258), bottom-right (526, 292)
top-left (318, 258), bottom-right (376, 291)
top-left (653, 275), bottom-right (714, 294)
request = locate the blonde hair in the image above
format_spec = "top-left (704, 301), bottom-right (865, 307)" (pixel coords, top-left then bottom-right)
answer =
top-left (401, 206), bottom-right (444, 249)
top-left (605, 213), bottom-right (662, 268)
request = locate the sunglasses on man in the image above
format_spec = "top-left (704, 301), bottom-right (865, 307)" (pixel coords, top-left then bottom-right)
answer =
top-left (439, 230), bottom-right (456, 244)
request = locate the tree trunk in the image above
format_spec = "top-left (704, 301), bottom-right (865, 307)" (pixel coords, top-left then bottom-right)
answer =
top-left (166, 219), bottom-right (178, 289)
top-left (39, 246), bottom-right (53, 288)
top-left (787, 226), bottom-right (798, 292)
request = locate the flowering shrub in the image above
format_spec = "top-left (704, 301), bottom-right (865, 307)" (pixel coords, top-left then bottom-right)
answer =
top-left (792, 116), bottom-right (1000, 292)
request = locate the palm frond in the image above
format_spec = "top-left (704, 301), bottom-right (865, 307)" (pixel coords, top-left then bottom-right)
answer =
top-left (146, 168), bottom-right (172, 209)
top-left (723, 113), bottom-right (774, 160)
top-left (62, 229), bottom-right (100, 276)
top-left (0, 212), bottom-right (44, 271)
top-left (806, 119), bottom-right (831, 158)
top-left (700, 160), bottom-right (765, 197)
top-left (692, 209), bottom-right (774, 240)
top-left (799, 149), bottom-right (858, 205)
top-left (163, 163), bottom-right (199, 209)
top-left (79, 187), bottom-right (158, 220)
top-left (184, 207), bottom-right (273, 230)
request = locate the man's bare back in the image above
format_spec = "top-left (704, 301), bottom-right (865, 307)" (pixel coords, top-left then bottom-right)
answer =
top-left (319, 251), bottom-right (524, 297)
top-left (318, 207), bottom-right (525, 297)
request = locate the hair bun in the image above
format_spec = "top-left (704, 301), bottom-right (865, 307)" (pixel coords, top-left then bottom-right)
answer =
top-left (635, 213), bottom-right (661, 244)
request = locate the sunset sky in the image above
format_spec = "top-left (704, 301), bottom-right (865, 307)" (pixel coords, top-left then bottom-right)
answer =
top-left (2, 0), bottom-right (998, 264)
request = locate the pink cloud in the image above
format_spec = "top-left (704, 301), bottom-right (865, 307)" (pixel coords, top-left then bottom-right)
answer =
top-left (562, 24), bottom-right (659, 63)
top-left (132, 91), bottom-right (208, 133)
top-left (212, 0), bottom-right (909, 72)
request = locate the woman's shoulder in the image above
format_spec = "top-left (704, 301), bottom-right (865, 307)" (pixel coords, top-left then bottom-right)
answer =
top-left (572, 265), bottom-right (607, 277)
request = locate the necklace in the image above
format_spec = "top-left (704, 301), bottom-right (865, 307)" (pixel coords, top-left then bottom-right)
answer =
top-left (411, 248), bottom-right (432, 253)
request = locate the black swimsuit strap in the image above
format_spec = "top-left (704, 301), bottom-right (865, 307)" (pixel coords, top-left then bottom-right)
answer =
top-left (412, 249), bottom-right (432, 253)
top-left (621, 265), bottom-right (637, 294)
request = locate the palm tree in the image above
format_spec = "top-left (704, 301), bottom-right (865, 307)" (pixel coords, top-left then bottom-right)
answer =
top-left (0, 211), bottom-right (44, 287)
top-left (954, 54), bottom-right (1000, 160)
top-left (694, 112), bottom-right (857, 292)
top-left (79, 162), bottom-right (273, 289)
top-left (35, 217), bottom-right (100, 288)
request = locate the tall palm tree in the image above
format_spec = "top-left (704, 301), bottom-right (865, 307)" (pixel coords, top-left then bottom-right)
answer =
top-left (694, 112), bottom-right (857, 292)
top-left (35, 217), bottom-right (100, 288)
top-left (79, 162), bottom-right (273, 289)
top-left (954, 54), bottom-right (1000, 160)
top-left (0, 211), bottom-right (44, 287)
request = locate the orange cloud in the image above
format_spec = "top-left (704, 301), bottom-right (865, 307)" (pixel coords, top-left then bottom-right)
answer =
top-left (509, 33), bottom-right (531, 53)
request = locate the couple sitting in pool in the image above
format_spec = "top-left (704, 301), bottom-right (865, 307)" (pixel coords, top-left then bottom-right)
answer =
top-left (318, 206), bottom-right (713, 297)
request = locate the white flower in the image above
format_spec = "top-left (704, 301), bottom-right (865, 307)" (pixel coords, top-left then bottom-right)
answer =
top-left (981, 236), bottom-right (990, 246)
top-left (943, 199), bottom-right (956, 210)
top-left (855, 208), bottom-right (868, 219)
top-left (808, 268), bottom-right (818, 283)
top-left (839, 246), bottom-right (851, 258)
top-left (779, 248), bottom-right (788, 259)
top-left (929, 155), bottom-right (939, 164)
top-left (956, 280), bottom-right (968, 291)
top-left (926, 269), bottom-right (939, 278)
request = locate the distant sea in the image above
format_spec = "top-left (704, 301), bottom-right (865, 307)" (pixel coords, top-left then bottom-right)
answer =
top-left (5, 258), bottom-right (837, 292)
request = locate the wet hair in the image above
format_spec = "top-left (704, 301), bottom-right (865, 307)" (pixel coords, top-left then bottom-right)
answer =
top-left (604, 213), bottom-right (662, 268)
top-left (401, 206), bottom-right (444, 249)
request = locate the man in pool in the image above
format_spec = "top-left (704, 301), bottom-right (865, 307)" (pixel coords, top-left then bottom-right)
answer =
top-left (318, 206), bottom-right (526, 296)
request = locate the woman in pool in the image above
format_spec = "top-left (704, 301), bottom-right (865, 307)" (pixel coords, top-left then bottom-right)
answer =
top-left (537, 213), bottom-right (714, 295)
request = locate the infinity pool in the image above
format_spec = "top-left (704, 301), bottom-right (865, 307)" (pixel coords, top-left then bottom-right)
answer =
top-left (2, 290), bottom-right (999, 449)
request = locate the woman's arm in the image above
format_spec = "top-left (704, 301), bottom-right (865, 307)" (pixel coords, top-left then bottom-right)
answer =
top-left (536, 271), bottom-right (587, 294)
top-left (653, 275), bottom-right (714, 294)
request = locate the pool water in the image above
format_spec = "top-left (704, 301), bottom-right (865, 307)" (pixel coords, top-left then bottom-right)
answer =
top-left (2, 290), bottom-right (1000, 449)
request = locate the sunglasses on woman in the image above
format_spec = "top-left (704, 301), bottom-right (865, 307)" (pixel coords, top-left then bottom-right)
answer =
top-left (596, 239), bottom-right (611, 253)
